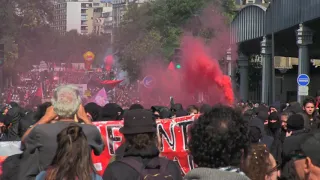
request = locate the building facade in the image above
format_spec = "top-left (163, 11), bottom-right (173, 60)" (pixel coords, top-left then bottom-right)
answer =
top-left (53, 0), bottom-right (111, 35)
top-left (236, 0), bottom-right (269, 5)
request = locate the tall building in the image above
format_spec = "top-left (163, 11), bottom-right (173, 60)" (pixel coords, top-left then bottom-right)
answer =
top-left (93, 3), bottom-right (113, 36)
top-left (112, 0), bottom-right (149, 28)
top-left (53, 0), bottom-right (109, 35)
top-left (236, 0), bottom-right (270, 5)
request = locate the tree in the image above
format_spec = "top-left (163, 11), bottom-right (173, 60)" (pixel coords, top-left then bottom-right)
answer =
top-left (0, 0), bottom-right (54, 68)
top-left (115, 0), bottom-right (237, 81)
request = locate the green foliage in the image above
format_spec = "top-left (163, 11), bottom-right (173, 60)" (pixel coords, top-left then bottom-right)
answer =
top-left (118, 29), bottom-right (162, 81)
top-left (0, 0), bottom-right (54, 69)
top-left (115, 0), bottom-right (237, 80)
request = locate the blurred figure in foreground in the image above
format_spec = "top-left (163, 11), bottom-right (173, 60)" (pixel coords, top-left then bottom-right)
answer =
top-left (35, 124), bottom-right (102, 180)
top-left (185, 105), bottom-right (250, 180)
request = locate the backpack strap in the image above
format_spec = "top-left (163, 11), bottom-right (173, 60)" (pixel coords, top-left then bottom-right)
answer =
top-left (119, 157), bottom-right (145, 174)
top-left (158, 157), bottom-right (169, 173)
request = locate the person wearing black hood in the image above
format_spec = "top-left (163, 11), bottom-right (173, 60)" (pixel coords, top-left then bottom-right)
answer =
top-left (85, 102), bottom-right (101, 121)
top-left (103, 109), bottom-right (182, 180)
top-left (2, 107), bottom-right (22, 141)
top-left (265, 111), bottom-right (283, 166)
top-left (249, 110), bottom-right (274, 149)
top-left (101, 103), bottom-right (123, 121)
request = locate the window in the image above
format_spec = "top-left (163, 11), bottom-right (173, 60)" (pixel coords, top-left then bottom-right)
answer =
top-left (247, 0), bottom-right (255, 3)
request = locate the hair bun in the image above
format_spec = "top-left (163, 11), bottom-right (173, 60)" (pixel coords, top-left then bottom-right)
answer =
top-left (66, 124), bottom-right (83, 142)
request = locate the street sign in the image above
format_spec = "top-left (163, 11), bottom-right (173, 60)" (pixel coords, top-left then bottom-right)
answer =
top-left (143, 75), bottom-right (155, 88)
top-left (297, 74), bottom-right (310, 86)
top-left (298, 86), bottom-right (309, 96)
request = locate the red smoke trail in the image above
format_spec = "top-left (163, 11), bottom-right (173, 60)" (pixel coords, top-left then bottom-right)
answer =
top-left (139, 36), bottom-right (234, 107)
top-left (181, 35), bottom-right (234, 105)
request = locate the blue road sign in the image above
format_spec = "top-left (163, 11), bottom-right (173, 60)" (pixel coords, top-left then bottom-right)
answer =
top-left (297, 74), bottom-right (310, 86)
top-left (143, 75), bottom-right (155, 88)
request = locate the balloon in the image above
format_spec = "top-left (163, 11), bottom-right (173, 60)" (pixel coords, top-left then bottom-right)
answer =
top-left (83, 51), bottom-right (95, 62)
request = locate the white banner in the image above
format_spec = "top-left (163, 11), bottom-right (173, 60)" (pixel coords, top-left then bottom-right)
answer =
top-left (0, 141), bottom-right (22, 156)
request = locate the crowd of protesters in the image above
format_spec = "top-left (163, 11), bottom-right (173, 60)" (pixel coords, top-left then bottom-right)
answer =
top-left (0, 84), bottom-right (320, 179)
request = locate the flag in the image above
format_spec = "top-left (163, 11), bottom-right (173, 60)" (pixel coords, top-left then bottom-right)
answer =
top-left (88, 88), bottom-right (108, 107)
top-left (35, 85), bottom-right (43, 98)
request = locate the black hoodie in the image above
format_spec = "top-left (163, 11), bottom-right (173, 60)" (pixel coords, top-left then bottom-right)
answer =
top-left (3, 107), bottom-right (22, 141)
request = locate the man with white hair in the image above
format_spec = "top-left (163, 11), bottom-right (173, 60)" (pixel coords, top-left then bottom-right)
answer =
top-left (18, 85), bottom-right (105, 180)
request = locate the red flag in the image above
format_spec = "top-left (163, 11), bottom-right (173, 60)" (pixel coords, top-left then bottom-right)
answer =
top-left (35, 86), bottom-right (43, 98)
top-left (100, 80), bottom-right (123, 88)
top-left (167, 62), bottom-right (175, 71)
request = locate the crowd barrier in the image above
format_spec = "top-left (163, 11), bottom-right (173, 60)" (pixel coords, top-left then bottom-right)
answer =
top-left (0, 115), bottom-right (199, 176)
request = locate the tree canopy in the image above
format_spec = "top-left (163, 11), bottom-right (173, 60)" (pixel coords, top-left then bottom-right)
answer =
top-left (115, 0), bottom-right (236, 81)
top-left (1, 0), bottom-right (111, 72)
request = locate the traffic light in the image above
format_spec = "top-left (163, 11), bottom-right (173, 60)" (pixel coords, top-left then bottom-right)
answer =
top-left (173, 48), bottom-right (182, 69)
top-left (0, 44), bottom-right (4, 67)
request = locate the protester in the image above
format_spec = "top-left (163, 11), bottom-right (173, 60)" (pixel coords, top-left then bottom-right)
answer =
top-left (18, 85), bottom-right (105, 180)
top-left (243, 144), bottom-right (278, 180)
top-left (85, 102), bottom-right (101, 122)
top-left (285, 131), bottom-right (320, 180)
top-left (103, 109), bottom-right (182, 180)
top-left (185, 105), bottom-right (250, 180)
top-left (35, 124), bottom-right (102, 180)
top-left (299, 97), bottom-right (320, 131)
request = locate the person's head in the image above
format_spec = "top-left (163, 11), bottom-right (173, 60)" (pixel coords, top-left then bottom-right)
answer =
top-left (101, 103), bottom-right (122, 120)
top-left (45, 124), bottom-right (95, 180)
top-left (257, 110), bottom-right (269, 124)
top-left (188, 104), bottom-right (250, 168)
top-left (34, 102), bottom-right (52, 121)
top-left (249, 126), bottom-right (262, 144)
top-left (268, 112), bottom-right (281, 130)
top-left (187, 105), bottom-right (199, 115)
top-left (292, 132), bottom-right (320, 180)
top-left (199, 104), bottom-right (211, 114)
top-left (120, 109), bottom-right (158, 149)
top-left (286, 114), bottom-right (304, 132)
top-left (84, 102), bottom-right (101, 121)
top-left (129, 104), bottom-right (144, 110)
top-left (280, 111), bottom-right (294, 131)
top-left (269, 106), bottom-right (277, 114)
top-left (303, 97), bottom-right (316, 116)
top-left (51, 85), bottom-right (81, 119)
top-left (243, 144), bottom-right (278, 180)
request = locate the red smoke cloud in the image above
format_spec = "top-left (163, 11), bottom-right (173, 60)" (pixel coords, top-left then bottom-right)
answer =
top-left (139, 36), bottom-right (234, 107)
top-left (139, 6), bottom-right (236, 107)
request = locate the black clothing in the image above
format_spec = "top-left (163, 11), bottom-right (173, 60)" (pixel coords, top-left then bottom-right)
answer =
top-left (103, 145), bottom-right (182, 180)
top-left (18, 121), bottom-right (105, 180)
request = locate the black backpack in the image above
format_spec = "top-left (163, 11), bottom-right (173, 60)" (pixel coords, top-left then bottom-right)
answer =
top-left (119, 157), bottom-right (173, 180)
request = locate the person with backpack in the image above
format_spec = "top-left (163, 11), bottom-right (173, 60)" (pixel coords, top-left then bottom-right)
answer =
top-left (102, 109), bottom-right (182, 180)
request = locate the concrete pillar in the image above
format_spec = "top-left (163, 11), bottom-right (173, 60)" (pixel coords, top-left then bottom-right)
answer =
top-left (226, 47), bottom-right (232, 77)
top-left (261, 36), bottom-right (272, 104)
top-left (296, 24), bottom-right (313, 103)
top-left (238, 52), bottom-right (249, 102)
top-left (226, 47), bottom-right (236, 95)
